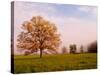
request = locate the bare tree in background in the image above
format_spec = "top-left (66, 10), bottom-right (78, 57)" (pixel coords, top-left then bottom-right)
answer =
top-left (80, 45), bottom-right (84, 53)
top-left (62, 46), bottom-right (68, 54)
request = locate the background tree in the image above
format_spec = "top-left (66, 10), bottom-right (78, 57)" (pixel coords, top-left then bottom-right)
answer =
top-left (17, 16), bottom-right (61, 58)
top-left (62, 46), bottom-right (68, 54)
top-left (80, 45), bottom-right (84, 53)
top-left (69, 44), bottom-right (77, 54)
top-left (88, 41), bottom-right (97, 53)
top-left (24, 51), bottom-right (31, 56)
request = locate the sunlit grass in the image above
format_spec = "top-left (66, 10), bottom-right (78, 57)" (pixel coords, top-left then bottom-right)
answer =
top-left (14, 53), bottom-right (97, 74)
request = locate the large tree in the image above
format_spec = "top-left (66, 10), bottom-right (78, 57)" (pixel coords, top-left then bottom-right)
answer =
top-left (17, 16), bottom-right (61, 58)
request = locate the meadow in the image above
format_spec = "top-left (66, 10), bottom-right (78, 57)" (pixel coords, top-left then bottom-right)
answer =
top-left (14, 53), bottom-right (97, 74)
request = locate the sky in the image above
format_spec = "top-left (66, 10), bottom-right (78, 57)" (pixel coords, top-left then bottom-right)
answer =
top-left (13, 1), bottom-right (97, 54)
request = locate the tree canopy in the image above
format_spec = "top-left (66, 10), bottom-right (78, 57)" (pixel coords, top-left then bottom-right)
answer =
top-left (69, 44), bottom-right (77, 53)
top-left (17, 16), bottom-right (61, 58)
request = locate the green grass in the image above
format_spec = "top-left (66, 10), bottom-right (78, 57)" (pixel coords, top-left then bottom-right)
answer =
top-left (14, 53), bottom-right (97, 74)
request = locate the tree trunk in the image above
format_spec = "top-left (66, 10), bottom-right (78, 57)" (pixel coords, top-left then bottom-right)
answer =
top-left (40, 49), bottom-right (42, 58)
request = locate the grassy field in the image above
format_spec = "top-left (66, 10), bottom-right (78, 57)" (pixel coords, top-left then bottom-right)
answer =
top-left (14, 53), bottom-right (97, 74)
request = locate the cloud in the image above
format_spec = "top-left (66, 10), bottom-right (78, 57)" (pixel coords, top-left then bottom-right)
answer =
top-left (78, 6), bottom-right (98, 17)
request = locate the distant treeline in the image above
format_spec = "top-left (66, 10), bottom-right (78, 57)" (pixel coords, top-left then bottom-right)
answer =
top-left (62, 40), bottom-right (97, 54)
top-left (24, 40), bottom-right (97, 55)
